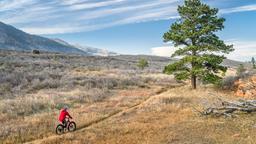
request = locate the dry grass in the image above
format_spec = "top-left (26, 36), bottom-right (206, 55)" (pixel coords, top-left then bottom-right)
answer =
top-left (0, 50), bottom-right (177, 143)
top-left (2, 50), bottom-right (256, 144)
top-left (23, 86), bottom-right (256, 144)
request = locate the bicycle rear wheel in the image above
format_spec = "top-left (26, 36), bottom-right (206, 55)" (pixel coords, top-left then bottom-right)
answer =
top-left (56, 124), bottom-right (65, 135)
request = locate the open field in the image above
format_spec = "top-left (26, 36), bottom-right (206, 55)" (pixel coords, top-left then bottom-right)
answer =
top-left (31, 86), bottom-right (256, 144)
top-left (0, 50), bottom-right (176, 143)
top-left (1, 50), bottom-right (256, 144)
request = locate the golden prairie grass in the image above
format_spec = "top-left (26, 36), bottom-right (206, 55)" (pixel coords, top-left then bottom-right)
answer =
top-left (0, 83), bottom-right (164, 143)
top-left (2, 51), bottom-right (255, 144)
top-left (26, 86), bottom-right (256, 144)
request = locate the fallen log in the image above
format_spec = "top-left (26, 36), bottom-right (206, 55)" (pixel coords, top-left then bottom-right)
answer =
top-left (199, 93), bottom-right (256, 117)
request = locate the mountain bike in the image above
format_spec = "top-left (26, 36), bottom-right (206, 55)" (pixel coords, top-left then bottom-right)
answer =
top-left (56, 117), bottom-right (76, 135)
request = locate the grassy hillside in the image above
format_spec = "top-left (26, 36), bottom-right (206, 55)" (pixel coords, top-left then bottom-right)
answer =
top-left (0, 50), bottom-right (176, 143)
top-left (0, 50), bottom-right (254, 144)
top-left (34, 86), bottom-right (256, 144)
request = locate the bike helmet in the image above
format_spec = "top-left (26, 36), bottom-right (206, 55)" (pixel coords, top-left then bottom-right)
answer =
top-left (63, 105), bottom-right (69, 110)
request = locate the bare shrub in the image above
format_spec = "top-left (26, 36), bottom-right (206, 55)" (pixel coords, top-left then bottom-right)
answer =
top-left (55, 103), bottom-right (72, 110)
top-left (69, 88), bottom-right (110, 104)
top-left (29, 78), bottom-right (60, 92)
top-left (219, 70), bottom-right (256, 90)
top-left (219, 76), bottom-right (239, 90)
top-left (0, 97), bottom-right (50, 117)
top-left (0, 83), bottom-right (12, 97)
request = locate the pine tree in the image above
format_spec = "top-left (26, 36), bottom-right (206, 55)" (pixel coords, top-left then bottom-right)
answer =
top-left (163, 0), bottom-right (234, 89)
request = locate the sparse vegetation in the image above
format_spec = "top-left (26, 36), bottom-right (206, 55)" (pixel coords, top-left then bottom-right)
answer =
top-left (29, 86), bottom-right (256, 144)
top-left (1, 50), bottom-right (256, 144)
top-left (251, 57), bottom-right (256, 69)
top-left (0, 48), bottom-right (254, 144)
top-left (218, 75), bottom-right (239, 90)
top-left (137, 58), bottom-right (149, 70)
top-left (0, 50), bottom-right (176, 143)
top-left (236, 64), bottom-right (246, 76)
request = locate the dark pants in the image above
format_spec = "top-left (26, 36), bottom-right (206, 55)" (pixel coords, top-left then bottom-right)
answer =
top-left (62, 119), bottom-right (67, 127)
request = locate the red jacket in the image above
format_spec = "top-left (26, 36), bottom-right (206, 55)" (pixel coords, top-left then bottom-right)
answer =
top-left (59, 109), bottom-right (72, 122)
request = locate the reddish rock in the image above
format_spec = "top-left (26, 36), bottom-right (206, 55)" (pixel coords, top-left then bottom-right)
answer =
top-left (234, 75), bottom-right (256, 98)
top-left (245, 91), bottom-right (253, 97)
top-left (251, 89), bottom-right (256, 95)
top-left (236, 89), bottom-right (245, 97)
top-left (251, 76), bottom-right (256, 84)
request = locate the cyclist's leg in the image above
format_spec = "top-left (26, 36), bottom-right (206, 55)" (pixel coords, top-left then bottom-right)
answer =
top-left (62, 119), bottom-right (67, 127)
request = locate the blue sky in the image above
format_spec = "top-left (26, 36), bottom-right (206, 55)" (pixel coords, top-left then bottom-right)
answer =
top-left (0, 0), bottom-right (256, 61)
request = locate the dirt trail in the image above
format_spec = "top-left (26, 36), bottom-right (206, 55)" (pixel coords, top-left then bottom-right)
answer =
top-left (25, 85), bottom-right (181, 144)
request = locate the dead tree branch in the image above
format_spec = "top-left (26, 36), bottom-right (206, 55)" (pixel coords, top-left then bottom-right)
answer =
top-left (198, 93), bottom-right (256, 117)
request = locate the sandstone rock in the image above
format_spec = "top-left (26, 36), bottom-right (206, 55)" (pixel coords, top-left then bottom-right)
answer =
top-left (234, 75), bottom-right (256, 98)
top-left (245, 91), bottom-right (253, 97)
top-left (251, 76), bottom-right (256, 84)
top-left (236, 90), bottom-right (245, 97)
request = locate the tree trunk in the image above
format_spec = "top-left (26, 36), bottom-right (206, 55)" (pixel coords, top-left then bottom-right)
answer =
top-left (191, 45), bottom-right (197, 89)
top-left (191, 75), bottom-right (197, 89)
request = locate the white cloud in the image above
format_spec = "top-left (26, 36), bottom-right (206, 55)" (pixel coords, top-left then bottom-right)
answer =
top-left (60, 0), bottom-right (89, 5)
top-left (0, 0), bottom-right (255, 35)
top-left (78, 0), bottom-right (178, 20)
top-left (226, 40), bottom-right (256, 61)
top-left (0, 0), bottom-right (35, 11)
top-left (67, 0), bottom-right (127, 11)
top-left (151, 40), bottom-right (256, 61)
top-left (220, 4), bottom-right (256, 14)
top-left (151, 45), bottom-right (178, 57)
top-left (0, 0), bottom-right (180, 34)
top-left (22, 9), bottom-right (178, 35)
top-left (21, 27), bottom-right (80, 35)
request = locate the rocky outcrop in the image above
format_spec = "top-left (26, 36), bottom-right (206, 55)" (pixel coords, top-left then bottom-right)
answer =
top-left (235, 75), bottom-right (256, 97)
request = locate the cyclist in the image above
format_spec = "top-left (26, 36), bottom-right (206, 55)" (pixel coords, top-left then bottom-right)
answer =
top-left (59, 106), bottom-right (72, 127)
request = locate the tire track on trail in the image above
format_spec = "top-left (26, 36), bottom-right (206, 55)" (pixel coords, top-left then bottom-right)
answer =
top-left (25, 84), bottom-right (182, 144)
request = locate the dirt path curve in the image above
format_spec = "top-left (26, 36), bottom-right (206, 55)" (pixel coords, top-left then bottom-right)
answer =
top-left (25, 85), bottom-right (182, 144)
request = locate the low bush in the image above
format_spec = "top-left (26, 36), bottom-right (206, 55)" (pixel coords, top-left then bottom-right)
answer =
top-left (218, 76), bottom-right (239, 90)
top-left (0, 97), bottom-right (50, 117)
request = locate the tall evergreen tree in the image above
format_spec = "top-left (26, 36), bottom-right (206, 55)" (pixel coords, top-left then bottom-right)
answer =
top-left (163, 0), bottom-right (234, 89)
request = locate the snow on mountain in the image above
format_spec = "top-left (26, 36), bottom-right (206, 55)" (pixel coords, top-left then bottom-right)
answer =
top-left (0, 21), bottom-right (116, 56)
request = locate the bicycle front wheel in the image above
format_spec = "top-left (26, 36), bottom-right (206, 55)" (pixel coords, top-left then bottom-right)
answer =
top-left (68, 122), bottom-right (76, 132)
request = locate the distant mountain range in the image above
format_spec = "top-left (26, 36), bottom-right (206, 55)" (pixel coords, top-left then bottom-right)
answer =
top-left (52, 38), bottom-right (117, 56)
top-left (0, 21), bottom-right (117, 56)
